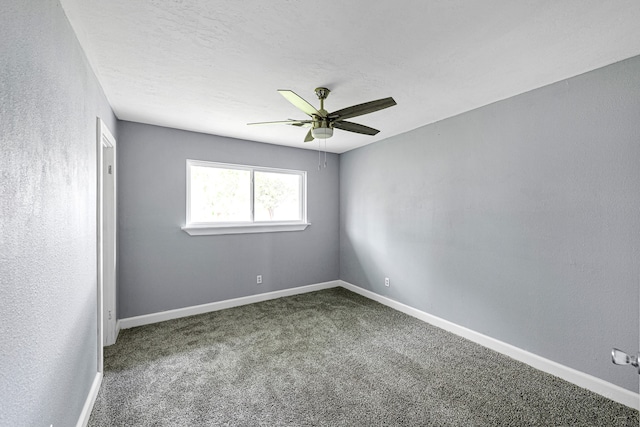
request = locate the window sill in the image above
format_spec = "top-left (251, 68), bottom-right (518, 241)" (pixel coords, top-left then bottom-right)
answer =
top-left (181, 222), bottom-right (311, 236)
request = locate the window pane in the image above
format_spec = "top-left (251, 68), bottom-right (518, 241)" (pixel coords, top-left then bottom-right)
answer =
top-left (190, 166), bottom-right (251, 222)
top-left (254, 171), bottom-right (301, 222)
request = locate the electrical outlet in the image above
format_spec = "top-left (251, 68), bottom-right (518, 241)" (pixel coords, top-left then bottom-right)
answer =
top-left (385, 277), bottom-right (390, 287)
top-left (257, 275), bottom-right (262, 284)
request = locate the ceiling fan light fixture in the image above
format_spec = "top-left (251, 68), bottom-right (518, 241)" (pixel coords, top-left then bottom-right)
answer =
top-left (311, 126), bottom-right (333, 139)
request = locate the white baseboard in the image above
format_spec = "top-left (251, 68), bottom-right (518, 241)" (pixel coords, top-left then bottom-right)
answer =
top-left (119, 280), bottom-right (340, 329)
top-left (339, 280), bottom-right (639, 410)
top-left (76, 372), bottom-right (102, 427)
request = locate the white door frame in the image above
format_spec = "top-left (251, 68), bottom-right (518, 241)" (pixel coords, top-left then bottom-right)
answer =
top-left (97, 118), bottom-right (118, 360)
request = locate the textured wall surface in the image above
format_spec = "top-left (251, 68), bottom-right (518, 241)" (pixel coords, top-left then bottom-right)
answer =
top-left (340, 56), bottom-right (640, 392)
top-left (117, 122), bottom-right (339, 318)
top-left (0, 1), bottom-right (117, 425)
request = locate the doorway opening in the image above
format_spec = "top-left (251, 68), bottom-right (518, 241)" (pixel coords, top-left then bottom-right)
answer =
top-left (97, 117), bottom-right (117, 373)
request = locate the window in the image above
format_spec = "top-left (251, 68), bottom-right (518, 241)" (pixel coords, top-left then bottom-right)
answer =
top-left (182, 160), bottom-right (309, 235)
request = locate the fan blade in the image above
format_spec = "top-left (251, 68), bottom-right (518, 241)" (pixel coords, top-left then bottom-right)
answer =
top-left (328, 97), bottom-right (396, 121)
top-left (278, 90), bottom-right (322, 117)
top-left (333, 120), bottom-right (380, 136)
top-left (288, 119), bottom-right (312, 127)
top-left (247, 119), bottom-right (312, 126)
top-left (304, 129), bottom-right (314, 142)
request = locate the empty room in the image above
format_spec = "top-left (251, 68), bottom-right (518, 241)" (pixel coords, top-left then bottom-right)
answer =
top-left (2, 1), bottom-right (640, 426)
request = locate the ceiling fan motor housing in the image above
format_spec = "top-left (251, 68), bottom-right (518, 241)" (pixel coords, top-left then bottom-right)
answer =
top-left (311, 119), bottom-right (333, 139)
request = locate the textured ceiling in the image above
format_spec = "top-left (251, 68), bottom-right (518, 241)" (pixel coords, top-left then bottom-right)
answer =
top-left (59, 0), bottom-right (640, 153)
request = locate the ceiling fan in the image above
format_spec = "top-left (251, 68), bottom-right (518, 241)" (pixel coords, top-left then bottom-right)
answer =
top-left (248, 88), bottom-right (397, 142)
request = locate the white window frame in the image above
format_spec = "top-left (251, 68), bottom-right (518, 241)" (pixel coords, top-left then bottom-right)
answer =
top-left (182, 159), bottom-right (310, 236)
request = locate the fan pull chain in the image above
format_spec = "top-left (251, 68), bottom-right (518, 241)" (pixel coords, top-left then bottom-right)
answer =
top-left (318, 139), bottom-right (321, 171)
top-left (324, 139), bottom-right (327, 168)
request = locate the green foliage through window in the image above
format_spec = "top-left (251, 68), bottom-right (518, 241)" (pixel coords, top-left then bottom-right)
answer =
top-left (255, 171), bottom-right (300, 221)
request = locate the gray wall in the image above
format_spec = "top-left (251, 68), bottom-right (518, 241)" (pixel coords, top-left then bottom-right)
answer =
top-left (117, 122), bottom-right (340, 318)
top-left (340, 56), bottom-right (640, 392)
top-left (0, 1), bottom-right (118, 425)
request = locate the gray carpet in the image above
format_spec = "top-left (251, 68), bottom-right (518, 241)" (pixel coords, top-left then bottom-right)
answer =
top-left (89, 287), bottom-right (638, 426)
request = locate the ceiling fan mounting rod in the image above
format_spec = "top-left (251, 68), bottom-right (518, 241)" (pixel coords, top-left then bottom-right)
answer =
top-left (314, 87), bottom-right (330, 112)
